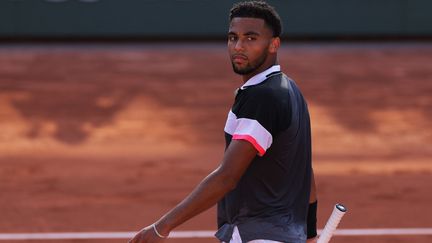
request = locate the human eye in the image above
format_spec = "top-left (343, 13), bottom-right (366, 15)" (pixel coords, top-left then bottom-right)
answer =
top-left (228, 35), bottom-right (237, 42)
top-left (247, 36), bottom-right (256, 41)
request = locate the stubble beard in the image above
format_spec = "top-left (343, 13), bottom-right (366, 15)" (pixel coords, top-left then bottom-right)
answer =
top-left (231, 51), bottom-right (268, 76)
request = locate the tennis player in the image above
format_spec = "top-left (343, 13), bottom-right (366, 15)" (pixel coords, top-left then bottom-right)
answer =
top-left (129, 1), bottom-right (317, 242)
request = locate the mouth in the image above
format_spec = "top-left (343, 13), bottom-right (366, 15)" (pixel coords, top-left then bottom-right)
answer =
top-left (232, 54), bottom-right (248, 63)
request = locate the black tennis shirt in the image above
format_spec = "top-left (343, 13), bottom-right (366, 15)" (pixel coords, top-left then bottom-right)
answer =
top-left (215, 65), bottom-right (312, 242)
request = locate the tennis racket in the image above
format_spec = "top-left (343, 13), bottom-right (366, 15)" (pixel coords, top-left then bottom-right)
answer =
top-left (317, 204), bottom-right (347, 243)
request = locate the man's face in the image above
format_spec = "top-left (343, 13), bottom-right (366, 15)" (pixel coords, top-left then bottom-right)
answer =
top-left (228, 17), bottom-right (275, 76)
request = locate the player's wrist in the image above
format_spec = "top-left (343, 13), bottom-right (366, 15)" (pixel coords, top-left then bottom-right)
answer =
top-left (153, 221), bottom-right (171, 239)
top-left (307, 200), bottom-right (318, 239)
top-left (152, 223), bottom-right (168, 239)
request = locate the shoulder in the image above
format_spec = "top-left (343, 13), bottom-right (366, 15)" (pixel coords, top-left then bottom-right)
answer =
top-left (247, 85), bottom-right (274, 97)
top-left (234, 86), bottom-right (280, 113)
top-left (242, 84), bottom-right (278, 102)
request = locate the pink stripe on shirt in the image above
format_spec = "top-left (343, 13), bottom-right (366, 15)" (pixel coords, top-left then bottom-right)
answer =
top-left (233, 134), bottom-right (266, 156)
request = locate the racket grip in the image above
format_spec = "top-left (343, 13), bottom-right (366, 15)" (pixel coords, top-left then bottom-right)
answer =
top-left (317, 204), bottom-right (347, 243)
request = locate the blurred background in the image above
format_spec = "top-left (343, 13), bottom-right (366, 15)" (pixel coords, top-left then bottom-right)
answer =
top-left (0, 1), bottom-right (431, 243)
top-left (1, 0), bottom-right (432, 40)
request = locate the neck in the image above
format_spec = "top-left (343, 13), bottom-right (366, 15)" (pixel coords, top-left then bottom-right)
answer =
top-left (242, 61), bottom-right (278, 83)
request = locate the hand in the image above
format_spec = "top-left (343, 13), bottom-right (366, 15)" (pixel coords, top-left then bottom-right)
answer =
top-left (128, 225), bottom-right (165, 243)
top-left (306, 237), bottom-right (317, 243)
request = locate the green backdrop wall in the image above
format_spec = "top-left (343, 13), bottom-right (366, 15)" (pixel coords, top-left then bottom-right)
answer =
top-left (1, 0), bottom-right (431, 39)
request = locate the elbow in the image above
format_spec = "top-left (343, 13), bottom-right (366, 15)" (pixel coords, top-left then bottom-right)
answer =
top-left (214, 169), bottom-right (239, 192)
top-left (224, 177), bottom-right (238, 191)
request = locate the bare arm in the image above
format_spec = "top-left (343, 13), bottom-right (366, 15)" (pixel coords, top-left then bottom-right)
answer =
top-left (129, 140), bottom-right (257, 242)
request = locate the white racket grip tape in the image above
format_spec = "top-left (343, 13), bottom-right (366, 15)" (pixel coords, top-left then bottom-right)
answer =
top-left (317, 204), bottom-right (347, 243)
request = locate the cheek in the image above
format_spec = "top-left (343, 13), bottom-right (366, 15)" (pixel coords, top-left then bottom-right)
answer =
top-left (248, 44), bottom-right (268, 58)
top-left (227, 42), bottom-right (236, 53)
top-left (250, 40), bottom-right (269, 52)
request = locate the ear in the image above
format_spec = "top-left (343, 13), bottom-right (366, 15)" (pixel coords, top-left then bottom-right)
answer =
top-left (269, 37), bottom-right (280, 54)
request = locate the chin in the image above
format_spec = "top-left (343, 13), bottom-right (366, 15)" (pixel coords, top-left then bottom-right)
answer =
top-left (233, 67), bottom-right (254, 75)
top-left (233, 68), bottom-right (246, 75)
top-left (232, 64), bottom-right (253, 75)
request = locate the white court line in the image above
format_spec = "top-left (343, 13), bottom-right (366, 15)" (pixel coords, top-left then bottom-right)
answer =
top-left (328, 228), bottom-right (432, 236)
top-left (0, 228), bottom-right (432, 240)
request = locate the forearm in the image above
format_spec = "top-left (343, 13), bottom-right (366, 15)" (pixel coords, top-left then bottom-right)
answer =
top-left (148, 140), bottom-right (257, 237)
top-left (154, 168), bottom-right (235, 236)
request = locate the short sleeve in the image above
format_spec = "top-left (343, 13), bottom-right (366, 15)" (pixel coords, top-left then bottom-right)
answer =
top-left (226, 88), bottom-right (285, 156)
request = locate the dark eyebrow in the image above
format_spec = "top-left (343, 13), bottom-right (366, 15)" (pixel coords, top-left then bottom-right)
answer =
top-left (227, 31), bottom-right (260, 36)
top-left (244, 31), bottom-right (260, 36)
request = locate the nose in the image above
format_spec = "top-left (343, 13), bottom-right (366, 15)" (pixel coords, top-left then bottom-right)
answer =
top-left (234, 39), bottom-right (244, 52)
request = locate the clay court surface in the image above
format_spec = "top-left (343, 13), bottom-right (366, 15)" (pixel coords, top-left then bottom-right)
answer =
top-left (0, 42), bottom-right (431, 243)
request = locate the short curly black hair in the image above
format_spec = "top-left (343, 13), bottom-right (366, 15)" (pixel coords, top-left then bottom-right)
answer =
top-left (229, 1), bottom-right (282, 37)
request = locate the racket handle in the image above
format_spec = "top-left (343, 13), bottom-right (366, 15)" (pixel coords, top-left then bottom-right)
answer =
top-left (317, 204), bottom-right (347, 243)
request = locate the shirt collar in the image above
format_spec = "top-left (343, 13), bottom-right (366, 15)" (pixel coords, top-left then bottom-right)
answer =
top-left (240, 65), bottom-right (281, 90)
